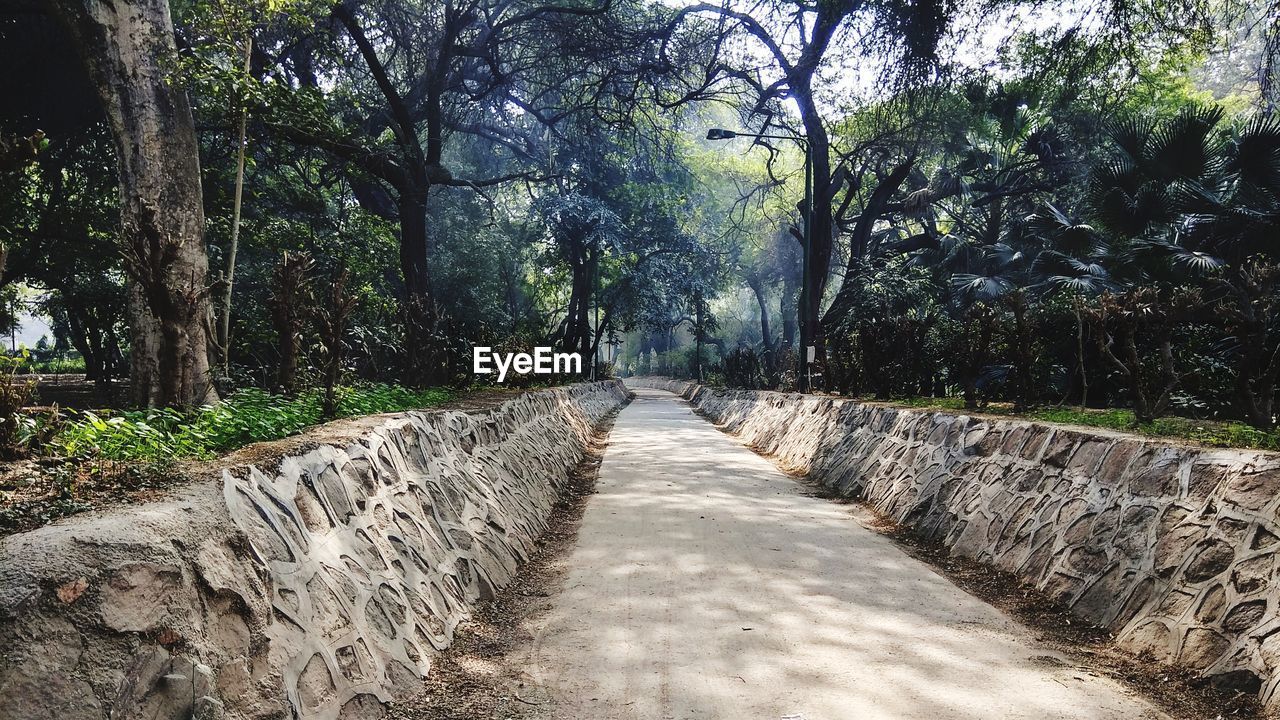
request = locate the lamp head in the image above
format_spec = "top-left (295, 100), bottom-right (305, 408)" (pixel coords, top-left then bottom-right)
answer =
top-left (706, 128), bottom-right (737, 140)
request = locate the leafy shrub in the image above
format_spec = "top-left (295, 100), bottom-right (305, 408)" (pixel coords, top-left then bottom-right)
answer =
top-left (331, 384), bottom-right (453, 417)
top-left (723, 347), bottom-right (764, 389)
top-left (0, 353), bottom-right (35, 457)
top-left (24, 356), bottom-right (88, 374)
top-left (52, 408), bottom-right (209, 461)
top-left (190, 388), bottom-right (323, 451)
top-left (50, 383), bottom-right (455, 462)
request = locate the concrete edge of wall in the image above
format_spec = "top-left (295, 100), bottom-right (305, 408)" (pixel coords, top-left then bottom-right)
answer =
top-left (627, 377), bottom-right (1280, 710)
top-left (0, 380), bottom-right (628, 720)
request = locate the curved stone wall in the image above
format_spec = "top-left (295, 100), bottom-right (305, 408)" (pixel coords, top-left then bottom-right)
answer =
top-left (0, 381), bottom-right (626, 720)
top-left (630, 377), bottom-right (1280, 709)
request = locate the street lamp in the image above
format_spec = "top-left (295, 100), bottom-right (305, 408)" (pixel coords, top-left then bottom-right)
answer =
top-left (705, 127), bottom-right (814, 392)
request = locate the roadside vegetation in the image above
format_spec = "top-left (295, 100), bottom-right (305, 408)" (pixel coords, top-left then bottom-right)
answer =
top-left (49, 384), bottom-right (456, 462)
top-left (886, 397), bottom-right (1280, 451)
top-left (0, 377), bottom-right (456, 535)
top-left (3, 1), bottom-right (1280, 518)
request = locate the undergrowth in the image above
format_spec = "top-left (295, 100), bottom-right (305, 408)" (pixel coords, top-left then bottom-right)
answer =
top-left (883, 397), bottom-right (1280, 451)
top-left (52, 384), bottom-right (455, 462)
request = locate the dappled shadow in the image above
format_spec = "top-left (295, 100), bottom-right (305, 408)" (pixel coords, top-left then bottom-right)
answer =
top-left (518, 389), bottom-right (1162, 720)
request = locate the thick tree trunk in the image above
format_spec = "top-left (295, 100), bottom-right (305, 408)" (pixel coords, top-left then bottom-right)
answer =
top-left (557, 239), bottom-right (593, 361)
top-left (55, 0), bottom-right (217, 408)
top-left (127, 283), bottom-right (162, 407)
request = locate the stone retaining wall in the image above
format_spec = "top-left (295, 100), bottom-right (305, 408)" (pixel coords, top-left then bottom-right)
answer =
top-left (0, 381), bottom-right (627, 720)
top-left (630, 377), bottom-right (1280, 709)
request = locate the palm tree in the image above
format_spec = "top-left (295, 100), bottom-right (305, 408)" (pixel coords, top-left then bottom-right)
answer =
top-left (1089, 106), bottom-right (1280, 427)
top-left (1177, 116), bottom-right (1280, 428)
top-left (948, 241), bottom-right (1042, 410)
top-left (1027, 203), bottom-right (1117, 408)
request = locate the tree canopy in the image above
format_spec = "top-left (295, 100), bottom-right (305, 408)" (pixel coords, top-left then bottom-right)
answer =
top-left (0, 0), bottom-right (1277, 438)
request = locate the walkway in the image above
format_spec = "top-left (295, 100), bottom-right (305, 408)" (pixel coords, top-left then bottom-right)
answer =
top-left (516, 387), bottom-right (1164, 720)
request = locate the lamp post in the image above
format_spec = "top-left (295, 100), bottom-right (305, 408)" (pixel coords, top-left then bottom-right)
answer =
top-left (705, 128), bottom-right (813, 392)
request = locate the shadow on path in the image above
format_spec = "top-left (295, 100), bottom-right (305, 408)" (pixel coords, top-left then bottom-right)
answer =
top-left (517, 388), bottom-right (1165, 720)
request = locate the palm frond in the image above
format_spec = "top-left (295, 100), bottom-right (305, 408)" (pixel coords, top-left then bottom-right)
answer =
top-left (1036, 274), bottom-right (1118, 296)
top-left (1106, 116), bottom-right (1153, 164)
top-left (1146, 105), bottom-right (1225, 182)
top-left (950, 273), bottom-right (1015, 304)
top-left (1230, 116), bottom-right (1280, 194)
top-left (1128, 239), bottom-right (1224, 277)
top-left (1026, 203), bottom-right (1101, 255)
top-left (985, 242), bottom-right (1023, 268)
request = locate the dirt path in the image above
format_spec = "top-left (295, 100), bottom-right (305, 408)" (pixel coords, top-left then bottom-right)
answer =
top-left (496, 387), bottom-right (1165, 720)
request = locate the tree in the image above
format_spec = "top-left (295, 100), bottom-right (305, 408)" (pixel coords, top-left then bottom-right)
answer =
top-left (658, 0), bottom-right (950, 379)
top-left (10, 126), bottom-right (129, 389)
top-left (1094, 108), bottom-right (1280, 427)
top-left (268, 251), bottom-right (314, 394)
top-left (52, 0), bottom-right (218, 407)
top-left (262, 0), bottom-right (619, 382)
top-left (1029, 204), bottom-right (1117, 408)
top-left (539, 192), bottom-right (624, 362)
top-left (1085, 288), bottom-right (1189, 424)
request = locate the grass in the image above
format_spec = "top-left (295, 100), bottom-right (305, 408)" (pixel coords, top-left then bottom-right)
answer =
top-left (24, 356), bottom-right (88, 374)
top-left (50, 383), bottom-right (456, 463)
top-left (874, 396), bottom-right (1280, 451)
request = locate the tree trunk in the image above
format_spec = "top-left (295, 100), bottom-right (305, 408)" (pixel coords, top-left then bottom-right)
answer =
top-left (1228, 273), bottom-right (1278, 429)
top-left (797, 89), bottom-right (834, 383)
top-left (55, 0), bottom-right (217, 408)
top-left (694, 290), bottom-right (704, 382)
top-left (746, 275), bottom-right (776, 377)
top-left (1007, 291), bottom-right (1036, 412)
top-left (823, 158), bottom-right (916, 334)
top-left (398, 187), bottom-right (441, 383)
top-left (1073, 301), bottom-right (1089, 408)
top-left (558, 238), bottom-right (593, 361)
top-left (1120, 327), bottom-right (1154, 424)
top-left (780, 275), bottom-right (797, 349)
top-left (218, 37), bottom-right (254, 377)
top-left (584, 245), bottom-right (597, 362)
top-left (127, 283), bottom-right (162, 407)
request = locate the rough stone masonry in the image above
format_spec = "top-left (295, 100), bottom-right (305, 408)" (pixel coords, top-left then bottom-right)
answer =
top-left (0, 381), bottom-right (627, 720)
top-left (631, 378), bottom-right (1280, 714)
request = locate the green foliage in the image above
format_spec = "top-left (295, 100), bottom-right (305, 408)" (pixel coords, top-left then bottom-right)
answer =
top-left (1026, 408), bottom-right (1280, 451)
top-left (53, 408), bottom-right (210, 462)
top-left (0, 352), bottom-right (35, 456)
top-left (23, 356), bottom-right (88, 374)
top-left (1, 0), bottom-right (1264, 436)
top-left (51, 384), bottom-right (455, 462)
top-left (879, 398), bottom-right (1280, 451)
